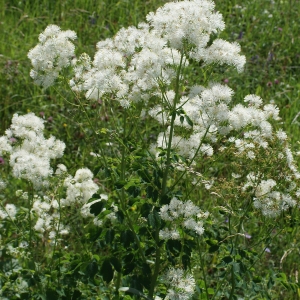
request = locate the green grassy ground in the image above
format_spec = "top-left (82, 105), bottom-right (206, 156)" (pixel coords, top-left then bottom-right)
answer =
top-left (1, 0), bottom-right (300, 298)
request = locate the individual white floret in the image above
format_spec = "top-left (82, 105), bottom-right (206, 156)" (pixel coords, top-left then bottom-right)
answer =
top-left (247, 151), bottom-right (255, 160)
top-left (93, 48), bottom-right (125, 69)
top-left (93, 218), bottom-right (103, 227)
top-left (183, 218), bottom-right (199, 231)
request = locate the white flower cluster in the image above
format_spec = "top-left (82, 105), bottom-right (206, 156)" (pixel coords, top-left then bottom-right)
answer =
top-left (243, 173), bottom-right (297, 217)
top-left (28, 25), bottom-right (77, 88)
top-left (0, 204), bottom-right (17, 220)
top-left (147, 0), bottom-right (245, 71)
top-left (70, 24), bottom-right (182, 107)
top-left (0, 113), bottom-right (65, 188)
top-left (151, 84), bottom-right (281, 162)
top-left (285, 146), bottom-right (300, 179)
top-left (30, 194), bottom-right (69, 239)
top-left (159, 197), bottom-right (208, 239)
top-left (61, 168), bottom-right (99, 206)
top-left (30, 0), bottom-right (245, 108)
top-left (163, 267), bottom-right (195, 300)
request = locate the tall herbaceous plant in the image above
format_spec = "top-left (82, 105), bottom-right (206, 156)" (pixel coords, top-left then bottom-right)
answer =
top-left (1, 0), bottom-right (299, 299)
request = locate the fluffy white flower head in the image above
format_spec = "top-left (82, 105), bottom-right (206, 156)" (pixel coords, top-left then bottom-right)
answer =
top-left (28, 25), bottom-right (77, 88)
top-left (63, 168), bottom-right (99, 205)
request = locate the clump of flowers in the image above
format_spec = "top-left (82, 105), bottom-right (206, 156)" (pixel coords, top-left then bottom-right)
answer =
top-left (159, 197), bottom-right (209, 239)
top-left (163, 267), bottom-right (196, 300)
top-left (0, 113), bottom-right (65, 188)
top-left (0, 204), bottom-right (17, 221)
top-left (61, 168), bottom-right (99, 206)
top-left (243, 174), bottom-right (297, 217)
top-left (28, 25), bottom-right (77, 88)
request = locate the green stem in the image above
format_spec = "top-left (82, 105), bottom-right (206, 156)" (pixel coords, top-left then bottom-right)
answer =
top-left (228, 266), bottom-right (236, 300)
top-left (148, 227), bottom-right (161, 299)
top-left (28, 183), bottom-right (33, 250)
top-left (198, 239), bottom-right (209, 298)
top-left (115, 271), bottom-right (122, 299)
top-left (149, 51), bottom-right (185, 300)
top-left (119, 109), bottom-right (147, 263)
top-left (161, 51), bottom-right (185, 196)
top-left (169, 124), bottom-right (211, 192)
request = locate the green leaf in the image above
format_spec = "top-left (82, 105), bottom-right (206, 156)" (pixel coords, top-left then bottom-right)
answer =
top-left (209, 245), bottom-right (219, 253)
top-left (182, 254), bottom-right (190, 270)
top-left (121, 230), bottom-right (135, 247)
top-left (233, 262), bottom-right (240, 273)
top-left (116, 210), bottom-right (124, 223)
top-left (205, 238), bottom-right (218, 246)
top-left (166, 240), bottom-right (182, 257)
top-left (115, 180), bottom-right (126, 189)
top-left (90, 193), bottom-right (101, 200)
top-left (158, 150), bottom-right (166, 157)
top-left (185, 115), bottom-right (193, 127)
top-left (93, 166), bottom-right (102, 177)
top-left (207, 288), bottom-right (215, 295)
top-left (141, 203), bottom-right (152, 217)
top-left (222, 255), bottom-right (233, 264)
top-left (105, 229), bottom-right (115, 244)
top-left (90, 201), bottom-right (104, 216)
top-left (110, 257), bottom-right (122, 272)
top-left (146, 186), bottom-right (158, 201)
top-left (148, 210), bottom-right (161, 228)
top-left (119, 287), bottom-right (152, 300)
top-left (100, 260), bottom-right (114, 283)
top-left (145, 247), bottom-right (155, 256)
top-left (137, 169), bottom-right (152, 183)
top-left (72, 290), bottom-right (82, 300)
top-left (126, 185), bottom-right (140, 197)
top-left (86, 259), bottom-right (98, 279)
top-left (253, 276), bottom-right (262, 283)
top-left (123, 262), bottom-right (135, 275)
top-left (46, 289), bottom-right (59, 300)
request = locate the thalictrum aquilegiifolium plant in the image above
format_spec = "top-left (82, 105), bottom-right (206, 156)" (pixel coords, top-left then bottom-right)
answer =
top-left (1, 0), bottom-right (299, 299)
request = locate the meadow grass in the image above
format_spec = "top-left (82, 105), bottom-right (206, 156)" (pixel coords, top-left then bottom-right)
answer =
top-left (1, 0), bottom-right (300, 299)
